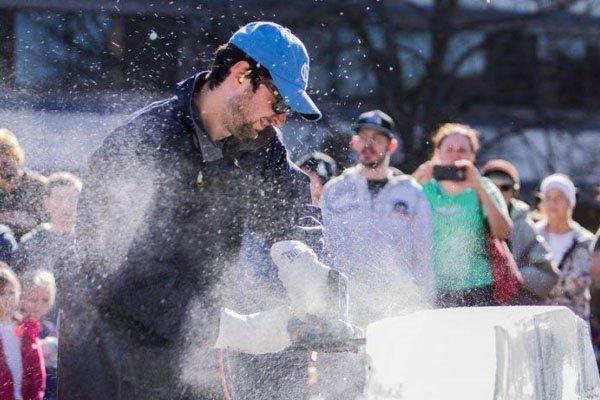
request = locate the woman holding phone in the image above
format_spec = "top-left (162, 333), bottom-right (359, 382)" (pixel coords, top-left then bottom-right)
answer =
top-left (412, 123), bottom-right (512, 307)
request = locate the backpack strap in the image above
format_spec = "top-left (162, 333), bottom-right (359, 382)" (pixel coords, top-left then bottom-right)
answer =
top-left (557, 238), bottom-right (578, 270)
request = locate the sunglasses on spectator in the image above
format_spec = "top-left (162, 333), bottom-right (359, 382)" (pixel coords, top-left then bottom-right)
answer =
top-left (498, 184), bottom-right (515, 192)
top-left (259, 79), bottom-right (292, 115)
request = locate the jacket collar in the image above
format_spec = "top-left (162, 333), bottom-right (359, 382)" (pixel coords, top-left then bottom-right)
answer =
top-left (175, 72), bottom-right (223, 162)
top-left (509, 198), bottom-right (530, 220)
top-left (345, 164), bottom-right (396, 182)
top-left (537, 219), bottom-right (594, 245)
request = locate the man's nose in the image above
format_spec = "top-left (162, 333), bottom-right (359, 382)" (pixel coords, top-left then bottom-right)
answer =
top-left (359, 137), bottom-right (375, 145)
top-left (270, 113), bottom-right (287, 128)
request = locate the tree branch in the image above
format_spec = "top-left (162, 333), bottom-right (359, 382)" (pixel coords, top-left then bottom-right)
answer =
top-left (453, 0), bottom-right (584, 32)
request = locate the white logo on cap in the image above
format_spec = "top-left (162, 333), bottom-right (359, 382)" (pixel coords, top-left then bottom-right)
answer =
top-left (317, 162), bottom-right (328, 177)
top-left (301, 63), bottom-right (309, 83)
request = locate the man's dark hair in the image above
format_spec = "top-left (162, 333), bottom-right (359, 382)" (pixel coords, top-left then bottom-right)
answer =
top-left (207, 43), bottom-right (272, 91)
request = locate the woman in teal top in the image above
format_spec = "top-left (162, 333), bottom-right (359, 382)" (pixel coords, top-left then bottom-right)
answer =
top-left (413, 123), bottom-right (512, 307)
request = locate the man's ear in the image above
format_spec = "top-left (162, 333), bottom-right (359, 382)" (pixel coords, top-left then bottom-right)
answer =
top-left (350, 135), bottom-right (361, 152)
top-left (388, 138), bottom-right (399, 154)
top-left (229, 61), bottom-right (252, 85)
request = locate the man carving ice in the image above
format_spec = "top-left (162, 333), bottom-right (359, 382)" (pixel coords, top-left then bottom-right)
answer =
top-left (60, 22), bottom-right (326, 400)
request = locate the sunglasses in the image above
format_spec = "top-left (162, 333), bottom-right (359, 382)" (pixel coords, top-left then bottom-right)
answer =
top-left (259, 79), bottom-right (292, 115)
top-left (498, 184), bottom-right (515, 192)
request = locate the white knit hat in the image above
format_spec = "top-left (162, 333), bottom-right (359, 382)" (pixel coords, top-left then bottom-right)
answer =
top-left (540, 173), bottom-right (576, 207)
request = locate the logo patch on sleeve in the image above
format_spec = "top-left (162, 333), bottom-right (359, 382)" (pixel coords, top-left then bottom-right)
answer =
top-left (392, 200), bottom-right (410, 217)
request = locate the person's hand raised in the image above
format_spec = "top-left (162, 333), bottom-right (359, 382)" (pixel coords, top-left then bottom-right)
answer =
top-left (454, 159), bottom-right (482, 189)
top-left (412, 160), bottom-right (436, 184)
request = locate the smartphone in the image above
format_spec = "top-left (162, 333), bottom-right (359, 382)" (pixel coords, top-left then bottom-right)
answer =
top-left (433, 165), bottom-right (466, 181)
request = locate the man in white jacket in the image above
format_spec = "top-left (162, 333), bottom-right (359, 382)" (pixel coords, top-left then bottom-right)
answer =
top-left (321, 110), bottom-right (435, 327)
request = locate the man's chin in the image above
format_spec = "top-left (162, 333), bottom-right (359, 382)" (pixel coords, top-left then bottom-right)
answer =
top-left (361, 161), bottom-right (381, 169)
top-left (233, 131), bottom-right (259, 140)
top-left (236, 126), bottom-right (277, 143)
top-left (0, 180), bottom-right (15, 192)
top-left (223, 128), bottom-right (278, 159)
top-left (229, 122), bottom-right (259, 140)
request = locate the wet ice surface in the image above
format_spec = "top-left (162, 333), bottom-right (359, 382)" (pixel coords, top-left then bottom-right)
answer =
top-left (365, 306), bottom-right (600, 400)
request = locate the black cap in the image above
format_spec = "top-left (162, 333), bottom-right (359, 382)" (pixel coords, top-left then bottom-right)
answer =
top-left (353, 109), bottom-right (395, 138)
top-left (296, 152), bottom-right (338, 184)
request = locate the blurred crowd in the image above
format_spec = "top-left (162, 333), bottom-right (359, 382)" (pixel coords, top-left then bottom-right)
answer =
top-left (0, 107), bottom-right (599, 399)
top-left (300, 111), bottom-right (600, 359)
top-left (0, 128), bottom-right (80, 400)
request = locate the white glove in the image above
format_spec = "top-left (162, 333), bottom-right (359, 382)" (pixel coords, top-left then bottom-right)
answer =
top-left (270, 240), bottom-right (330, 317)
top-left (214, 306), bottom-right (292, 354)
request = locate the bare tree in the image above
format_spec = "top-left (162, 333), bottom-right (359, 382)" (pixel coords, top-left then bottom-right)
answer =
top-left (10, 0), bottom-right (597, 177)
top-left (277, 0), bottom-right (596, 171)
top-left (22, 10), bottom-right (121, 89)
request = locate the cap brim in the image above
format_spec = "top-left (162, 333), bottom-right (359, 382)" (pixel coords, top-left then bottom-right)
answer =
top-left (353, 123), bottom-right (393, 138)
top-left (487, 176), bottom-right (514, 187)
top-left (272, 74), bottom-right (321, 121)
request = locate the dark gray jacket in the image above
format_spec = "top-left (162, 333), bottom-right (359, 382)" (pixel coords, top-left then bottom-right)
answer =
top-left (508, 199), bottom-right (558, 302)
top-left (59, 73), bottom-right (320, 399)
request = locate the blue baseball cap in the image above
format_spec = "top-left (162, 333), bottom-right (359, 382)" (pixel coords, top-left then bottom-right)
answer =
top-left (229, 21), bottom-right (321, 121)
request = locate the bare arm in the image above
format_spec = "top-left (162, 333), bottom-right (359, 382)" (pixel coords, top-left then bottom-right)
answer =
top-left (411, 161), bottom-right (435, 185)
top-left (475, 183), bottom-right (512, 239)
top-left (456, 160), bottom-right (512, 240)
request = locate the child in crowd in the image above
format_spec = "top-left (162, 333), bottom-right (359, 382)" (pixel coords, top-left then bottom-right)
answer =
top-left (20, 270), bottom-right (57, 400)
top-left (0, 264), bottom-right (45, 400)
top-left (15, 172), bottom-right (81, 275)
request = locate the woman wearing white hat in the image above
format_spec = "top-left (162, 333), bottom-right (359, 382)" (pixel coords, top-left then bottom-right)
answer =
top-left (535, 173), bottom-right (595, 320)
